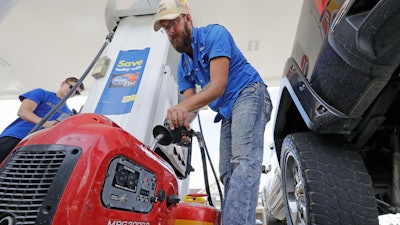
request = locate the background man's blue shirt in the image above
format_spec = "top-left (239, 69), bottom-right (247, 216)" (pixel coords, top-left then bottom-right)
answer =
top-left (0, 88), bottom-right (72, 139)
top-left (177, 24), bottom-right (265, 122)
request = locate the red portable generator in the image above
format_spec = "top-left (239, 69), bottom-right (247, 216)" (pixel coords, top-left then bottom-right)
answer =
top-left (0, 113), bottom-right (220, 225)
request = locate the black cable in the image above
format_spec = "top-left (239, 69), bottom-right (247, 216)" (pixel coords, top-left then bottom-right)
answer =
top-left (197, 134), bottom-right (213, 206)
top-left (196, 112), bottom-right (224, 203)
top-left (28, 33), bottom-right (114, 135)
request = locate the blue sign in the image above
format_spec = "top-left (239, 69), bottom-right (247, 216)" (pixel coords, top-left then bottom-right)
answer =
top-left (95, 48), bottom-right (150, 115)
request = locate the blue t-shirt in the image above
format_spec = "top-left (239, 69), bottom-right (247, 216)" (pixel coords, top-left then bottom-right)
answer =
top-left (0, 88), bottom-right (72, 139)
top-left (177, 24), bottom-right (265, 122)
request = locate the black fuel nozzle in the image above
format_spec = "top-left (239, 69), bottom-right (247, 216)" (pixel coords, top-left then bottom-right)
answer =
top-left (163, 121), bottom-right (193, 147)
top-left (151, 121), bottom-right (193, 151)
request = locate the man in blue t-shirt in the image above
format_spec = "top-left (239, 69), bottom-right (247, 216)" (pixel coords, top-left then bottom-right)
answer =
top-left (0, 77), bottom-right (84, 163)
top-left (154, 0), bottom-right (273, 224)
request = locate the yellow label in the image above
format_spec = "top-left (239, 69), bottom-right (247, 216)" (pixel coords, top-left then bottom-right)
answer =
top-left (122, 94), bottom-right (136, 103)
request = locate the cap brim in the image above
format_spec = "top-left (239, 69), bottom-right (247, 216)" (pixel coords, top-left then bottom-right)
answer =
top-left (153, 12), bottom-right (181, 31)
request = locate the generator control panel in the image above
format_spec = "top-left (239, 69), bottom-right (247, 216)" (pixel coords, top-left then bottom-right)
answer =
top-left (101, 156), bottom-right (157, 213)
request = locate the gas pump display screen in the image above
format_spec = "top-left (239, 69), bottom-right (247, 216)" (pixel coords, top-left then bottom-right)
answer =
top-left (101, 157), bottom-right (157, 213)
top-left (113, 164), bottom-right (139, 193)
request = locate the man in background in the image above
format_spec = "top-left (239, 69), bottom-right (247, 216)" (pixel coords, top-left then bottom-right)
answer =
top-left (0, 77), bottom-right (84, 163)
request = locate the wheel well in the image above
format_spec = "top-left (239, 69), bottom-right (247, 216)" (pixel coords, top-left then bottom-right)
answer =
top-left (273, 87), bottom-right (309, 160)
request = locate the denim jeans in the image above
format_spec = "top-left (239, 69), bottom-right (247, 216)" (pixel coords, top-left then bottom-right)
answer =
top-left (219, 82), bottom-right (272, 225)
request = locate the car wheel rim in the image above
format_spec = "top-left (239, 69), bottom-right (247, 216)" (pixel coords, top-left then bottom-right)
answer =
top-left (284, 152), bottom-right (307, 225)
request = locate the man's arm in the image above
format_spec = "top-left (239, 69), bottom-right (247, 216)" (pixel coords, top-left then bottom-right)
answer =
top-left (167, 56), bottom-right (229, 130)
top-left (17, 99), bottom-right (58, 128)
top-left (181, 56), bottom-right (229, 112)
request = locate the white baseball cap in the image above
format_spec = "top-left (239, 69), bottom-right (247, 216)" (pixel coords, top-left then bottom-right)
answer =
top-left (153, 0), bottom-right (189, 31)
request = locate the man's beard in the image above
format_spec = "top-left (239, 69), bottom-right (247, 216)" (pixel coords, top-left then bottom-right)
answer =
top-left (169, 22), bottom-right (191, 53)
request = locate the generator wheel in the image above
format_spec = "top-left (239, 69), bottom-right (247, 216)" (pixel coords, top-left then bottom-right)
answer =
top-left (280, 132), bottom-right (379, 225)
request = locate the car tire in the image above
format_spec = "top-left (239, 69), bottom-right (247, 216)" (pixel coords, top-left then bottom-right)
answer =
top-left (280, 132), bottom-right (379, 225)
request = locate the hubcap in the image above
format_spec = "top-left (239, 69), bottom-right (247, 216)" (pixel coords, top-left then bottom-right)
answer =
top-left (284, 153), bottom-right (307, 225)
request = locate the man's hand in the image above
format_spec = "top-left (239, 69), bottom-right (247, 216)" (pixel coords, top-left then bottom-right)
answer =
top-left (166, 104), bottom-right (191, 131)
top-left (43, 120), bottom-right (58, 129)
